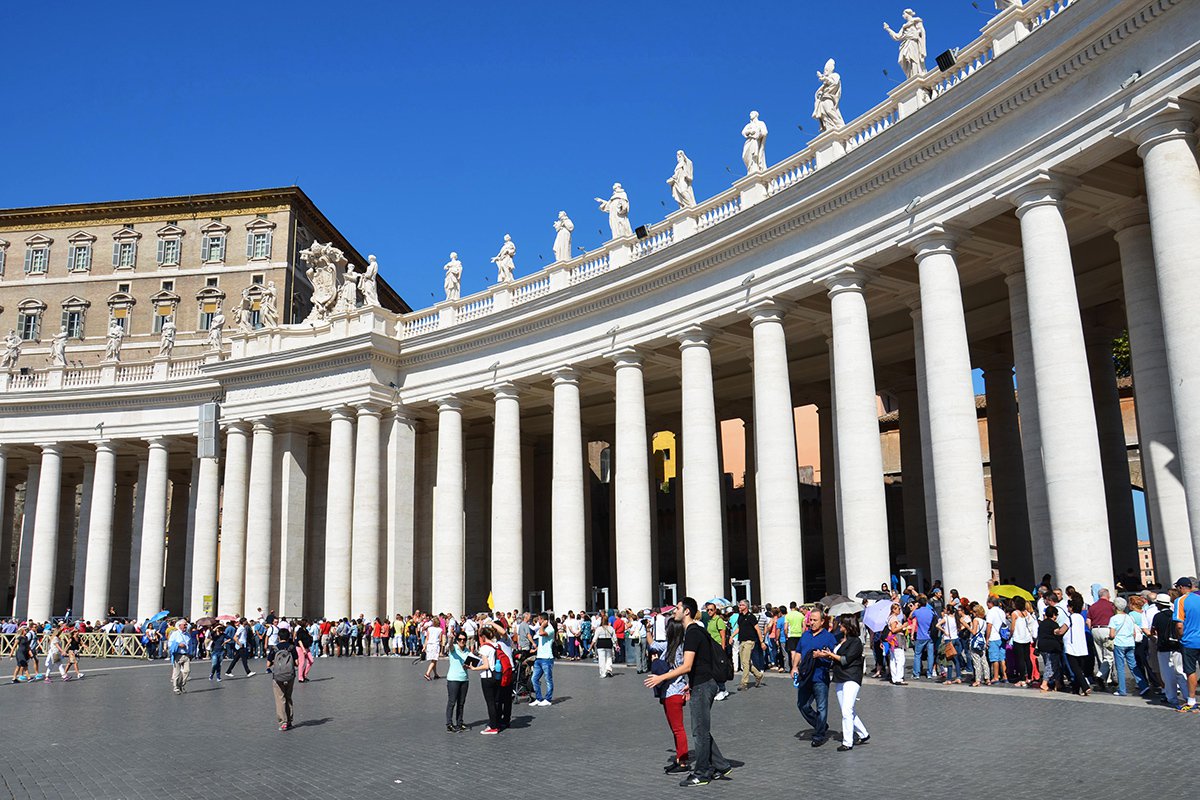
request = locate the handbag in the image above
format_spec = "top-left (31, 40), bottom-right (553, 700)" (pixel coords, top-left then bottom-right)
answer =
top-left (941, 640), bottom-right (958, 659)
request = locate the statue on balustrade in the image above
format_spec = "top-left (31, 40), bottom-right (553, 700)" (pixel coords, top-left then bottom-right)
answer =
top-left (667, 150), bottom-right (696, 208)
top-left (50, 326), bottom-right (68, 367)
top-left (207, 310), bottom-right (226, 351)
top-left (103, 320), bottom-right (124, 362)
top-left (336, 267), bottom-right (360, 313)
top-left (233, 287), bottom-right (255, 333)
top-left (884, 8), bottom-right (927, 79)
top-left (444, 252), bottom-right (463, 301)
top-left (741, 112), bottom-right (768, 175)
top-left (0, 330), bottom-right (20, 370)
top-left (360, 256), bottom-right (381, 307)
top-left (299, 241), bottom-right (345, 324)
top-left (813, 58), bottom-right (845, 133)
top-left (158, 320), bottom-right (176, 357)
top-left (553, 212), bottom-right (574, 263)
top-left (491, 234), bottom-right (516, 284)
top-left (261, 281), bottom-right (280, 328)
top-left (596, 183), bottom-right (633, 240)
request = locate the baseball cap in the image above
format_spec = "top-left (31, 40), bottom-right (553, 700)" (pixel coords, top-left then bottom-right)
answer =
top-left (1175, 577), bottom-right (1194, 589)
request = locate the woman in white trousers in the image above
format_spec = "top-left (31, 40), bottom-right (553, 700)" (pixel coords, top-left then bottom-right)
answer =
top-left (593, 622), bottom-right (615, 677)
top-left (817, 614), bottom-right (871, 752)
top-left (887, 604), bottom-right (908, 685)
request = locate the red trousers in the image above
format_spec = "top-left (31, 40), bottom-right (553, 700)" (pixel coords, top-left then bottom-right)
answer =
top-left (663, 695), bottom-right (689, 761)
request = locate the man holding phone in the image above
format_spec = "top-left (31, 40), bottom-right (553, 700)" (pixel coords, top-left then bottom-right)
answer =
top-left (531, 612), bottom-right (555, 707)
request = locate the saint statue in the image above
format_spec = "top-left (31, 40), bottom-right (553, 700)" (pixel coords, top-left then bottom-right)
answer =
top-left (299, 242), bottom-right (344, 323)
top-left (813, 58), bottom-right (845, 133)
top-left (491, 234), bottom-right (516, 283)
top-left (0, 330), bottom-right (21, 370)
top-left (595, 183), bottom-right (633, 240)
top-left (158, 321), bottom-right (177, 357)
top-left (667, 150), bottom-right (696, 208)
top-left (360, 256), bottom-right (380, 307)
top-left (741, 112), bottom-right (768, 175)
top-left (50, 326), bottom-right (68, 367)
top-left (884, 9), bottom-right (927, 79)
top-left (444, 252), bottom-right (463, 301)
top-left (552, 212), bottom-right (574, 263)
top-left (103, 320), bottom-right (125, 362)
top-left (207, 311), bottom-right (226, 351)
top-left (336, 266), bottom-right (360, 313)
top-left (261, 281), bottom-right (279, 328)
top-left (233, 287), bottom-right (255, 332)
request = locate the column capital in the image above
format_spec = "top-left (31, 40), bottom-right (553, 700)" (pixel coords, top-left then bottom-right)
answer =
top-left (994, 169), bottom-right (1078, 215)
top-left (34, 442), bottom-right (65, 455)
top-left (607, 347), bottom-right (644, 370)
top-left (325, 405), bottom-right (356, 422)
top-left (897, 222), bottom-right (969, 259)
top-left (144, 436), bottom-right (172, 451)
top-left (247, 416), bottom-right (275, 433)
top-left (488, 381), bottom-right (521, 401)
top-left (547, 366), bottom-right (581, 386)
top-left (743, 299), bottom-right (788, 327)
top-left (432, 395), bottom-right (464, 413)
top-left (669, 324), bottom-right (717, 350)
top-left (1112, 97), bottom-right (1200, 155)
top-left (1104, 198), bottom-right (1150, 235)
top-left (389, 403), bottom-right (418, 425)
top-left (822, 267), bottom-right (870, 297)
top-left (222, 419), bottom-right (252, 435)
top-left (353, 402), bottom-right (384, 419)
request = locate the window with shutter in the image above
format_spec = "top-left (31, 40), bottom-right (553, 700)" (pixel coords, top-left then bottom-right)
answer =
top-left (112, 242), bottom-right (121, 267)
top-left (0, 250), bottom-right (6, 275)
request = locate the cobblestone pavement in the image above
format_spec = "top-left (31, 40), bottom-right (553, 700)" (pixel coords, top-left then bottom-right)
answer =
top-left (0, 655), bottom-right (1193, 799)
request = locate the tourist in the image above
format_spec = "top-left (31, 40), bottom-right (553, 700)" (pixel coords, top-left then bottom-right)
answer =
top-left (208, 624), bottom-right (226, 681)
top-left (818, 613), bottom-right (870, 752)
top-left (167, 620), bottom-right (195, 695)
top-left (735, 599), bottom-right (765, 690)
top-left (886, 602), bottom-right (908, 685)
top-left (627, 611), bottom-right (647, 674)
top-left (1151, 591), bottom-right (1187, 707)
top-left (423, 617), bottom-right (442, 680)
top-left (11, 625), bottom-right (32, 683)
top-left (937, 604), bottom-right (961, 684)
top-left (531, 612), bottom-right (555, 706)
top-left (64, 629), bottom-right (83, 680)
top-left (968, 606), bottom-right (988, 686)
top-left (294, 619), bottom-right (314, 682)
top-left (1172, 577), bottom-right (1200, 711)
top-left (42, 626), bottom-right (68, 683)
top-left (784, 601), bottom-right (805, 655)
top-left (705, 602), bottom-right (730, 701)
top-left (794, 609), bottom-right (836, 747)
top-left (645, 597), bottom-right (733, 788)
top-left (612, 610), bottom-right (626, 663)
top-left (1009, 598), bottom-right (1036, 687)
top-left (593, 616), bottom-right (616, 677)
top-left (1109, 596), bottom-right (1148, 696)
top-left (651, 617), bottom-right (690, 775)
top-left (1063, 594), bottom-right (1092, 696)
top-left (226, 621), bottom-right (255, 678)
top-left (1087, 586), bottom-right (1117, 689)
top-left (471, 625), bottom-right (505, 734)
top-left (445, 631), bottom-right (471, 732)
top-left (1037, 596), bottom-right (1068, 692)
top-left (984, 596), bottom-right (1008, 685)
top-left (910, 595), bottom-right (936, 680)
top-left (267, 628), bottom-right (297, 731)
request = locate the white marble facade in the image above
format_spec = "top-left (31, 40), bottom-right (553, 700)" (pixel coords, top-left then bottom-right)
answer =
top-left (3, 0), bottom-right (1200, 622)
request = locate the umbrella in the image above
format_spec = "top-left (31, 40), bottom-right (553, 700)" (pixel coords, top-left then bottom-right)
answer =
top-left (828, 601), bottom-right (863, 617)
top-left (194, 616), bottom-right (217, 628)
top-left (148, 610), bottom-right (170, 624)
top-left (217, 614), bottom-right (239, 622)
top-left (706, 597), bottom-right (733, 608)
top-left (989, 584), bottom-right (1035, 601)
top-left (819, 593), bottom-right (854, 609)
top-left (862, 600), bottom-right (892, 633)
top-left (856, 590), bottom-right (891, 601)
top-left (660, 606), bottom-right (675, 613)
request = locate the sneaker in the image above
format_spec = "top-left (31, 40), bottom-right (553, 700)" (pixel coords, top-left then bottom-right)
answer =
top-left (456, 724), bottom-right (468, 732)
top-left (480, 727), bottom-right (500, 735)
top-left (837, 745), bottom-right (853, 752)
top-left (216, 676), bottom-right (221, 682)
top-left (209, 675), bottom-right (214, 681)
top-left (714, 690), bottom-right (729, 701)
top-left (714, 766), bottom-right (734, 780)
top-left (1178, 703), bottom-right (1197, 713)
top-left (679, 774), bottom-right (710, 787)
top-left (446, 724), bottom-right (456, 733)
top-left (247, 671), bottom-right (257, 677)
top-left (664, 761), bottom-right (689, 775)
top-left (278, 723), bottom-right (288, 732)
top-left (811, 738), bottom-right (827, 748)
top-left (856, 735), bottom-right (871, 746)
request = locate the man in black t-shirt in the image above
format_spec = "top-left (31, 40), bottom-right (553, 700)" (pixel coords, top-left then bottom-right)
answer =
top-left (646, 597), bottom-right (733, 787)
top-left (736, 599), bottom-right (765, 690)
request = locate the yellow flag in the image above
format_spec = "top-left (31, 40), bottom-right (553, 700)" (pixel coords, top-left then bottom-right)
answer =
top-left (486, 591), bottom-right (495, 611)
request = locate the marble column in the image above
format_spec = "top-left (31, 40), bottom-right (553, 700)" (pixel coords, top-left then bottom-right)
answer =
top-left (217, 422), bottom-right (251, 617)
top-left (982, 363), bottom-right (1033, 585)
top-left (278, 427), bottom-right (309, 619)
top-left (894, 383), bottom-right (931, 577)
top-left (674, 327), bottom-right (727, 602)
top-left (135, 438), bottom-right (170, 621)
top-left (1003, 269), bottom-right (1054, 580)
top-left (432, 397), bottom-right (465, 614)
top-left (746, 302), bottom-right (806, 603)
top-left (26, 444), bottom-right (64, 622)
top-left (1003, 173), bottom-right (1113, 591)
top-left (81, 442), bottom-right (117, 621)
top-left (490, 384), bottom-right (524, 613)
top-left (817, 403), bottom-right (841, 593)
top-left (352, 405), bottom-right (383, 617)
top-left (1085, 328), bottom-right (1140, 576)
top-left (824, 271), bottom-right (890, 593)
top-left (386, 408), bottom-right (417, 616)
top-left (52, 475), bottom-right (77, 615)
top-left (13, 464), bottom-right (40, 618)
top-left (163, 475), bottom-right (190, 614)
top-left (0, 447), bottom-right (11, 614)
top-left (109, 472), bottom-right (134, 616)
top-left (324, 407), bottom-right (356, 618)
top-left (127, 457), bottom-right (148, 617)
top-left (906, 227), bottom-right (992, 593)
top-left (244, 419), bottom-right (276, 616)
top-left (181, 457), bottom-right (200, 617)
top-left (1117, 100), bottom-right (1200, 573)
top-left (550, 369), bottom-right (587, 612)
top-left (611, 350), bottom-right (654, 611)
top-left (910, 309), bottom-right (942, 582)
top-left (72, 460), bottom-right (94, 615)
top-left (1111, 206), bottom-right (1194, 577)
top-left (190, 455), bottom-right (221, 619)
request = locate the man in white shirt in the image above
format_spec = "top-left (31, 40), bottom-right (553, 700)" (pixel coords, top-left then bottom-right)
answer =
top-left (984, 596), bottom-right (1008, 684)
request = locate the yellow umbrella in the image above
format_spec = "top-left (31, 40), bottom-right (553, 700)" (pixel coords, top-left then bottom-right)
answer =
top-left (989, 584), bottom-right (1034, 601)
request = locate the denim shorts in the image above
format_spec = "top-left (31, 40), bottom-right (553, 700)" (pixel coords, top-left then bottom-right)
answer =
top-left (987, 640), bottom-right (1004, 663)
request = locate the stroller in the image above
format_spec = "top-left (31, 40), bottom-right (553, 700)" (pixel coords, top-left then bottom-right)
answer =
top-left (514, 652), bottom-right (537, 701)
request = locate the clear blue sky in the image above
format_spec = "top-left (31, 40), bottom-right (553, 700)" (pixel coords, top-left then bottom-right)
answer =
top-left (2, 1), bottom-right (997, 306)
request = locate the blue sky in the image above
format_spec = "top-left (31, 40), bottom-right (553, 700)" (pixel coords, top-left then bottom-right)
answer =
top-left (1, 1), bottom-right (998, 306)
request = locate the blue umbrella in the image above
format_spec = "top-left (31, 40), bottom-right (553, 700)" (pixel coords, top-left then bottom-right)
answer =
top-left (148, 610), bottom-right (170, 624)
top-left (706, 597), bottom-right (733, 608)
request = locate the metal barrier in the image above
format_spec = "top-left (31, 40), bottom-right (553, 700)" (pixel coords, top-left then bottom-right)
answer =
top-left (0, 632), bottom-right (149, 659)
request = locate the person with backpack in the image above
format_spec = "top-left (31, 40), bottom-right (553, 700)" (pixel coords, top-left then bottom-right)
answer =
top-left (645, 597), bottom-right (734, 787)
top-left (651, 617), bottom-right (691, 775)
top-left (968, 605), bottom-right (989, 686)
top-left (470, 625), bottom-right (514, 734)
top-left (267, 627), bottom-right (297, 731)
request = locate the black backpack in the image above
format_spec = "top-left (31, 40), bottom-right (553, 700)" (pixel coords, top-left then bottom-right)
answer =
top-left (710, 637), bottom-right (734, 684)
top-left (272, 646), bottom-right (296, 682)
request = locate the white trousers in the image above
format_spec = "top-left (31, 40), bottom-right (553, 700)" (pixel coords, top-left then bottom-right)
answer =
top-left (890, 646), bottom-right (906, 683)
top-left (1158, 651), bottom-right (1188, 704)
top-left (597, 648), bottom-right (613, 676)
top-left (833, 680), bottom-right (869, 747)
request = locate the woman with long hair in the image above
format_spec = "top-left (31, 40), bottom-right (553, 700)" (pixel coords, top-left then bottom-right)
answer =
top-left (886, 603), bottom-right (908, 685)
top-left (1010, 598), bottom-right (1036, 687)
top-left (1063, 594), bottom-right (1092, 696)
top-left (817, 614), bottom-right (870, 752)
top-left (653, 618), bottom-right (690, 774)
